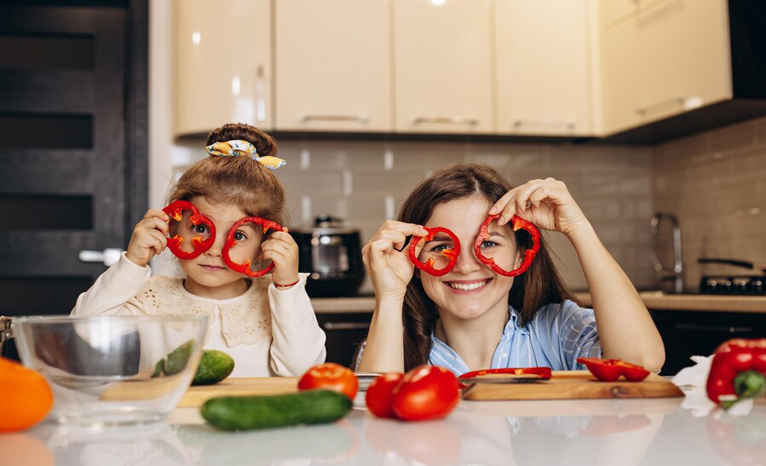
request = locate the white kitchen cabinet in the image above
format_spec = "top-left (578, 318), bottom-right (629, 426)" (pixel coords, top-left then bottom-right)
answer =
top-left (175, 0), bottom-right (272, 136)
top-left (495, 0), bottom-right (593, 136)
top-left (393, 0), bottom-right (494, 134)
top-left (274, 0), bottom-right (392, 132)
top-left (600, 0), bottom-right (732, 135)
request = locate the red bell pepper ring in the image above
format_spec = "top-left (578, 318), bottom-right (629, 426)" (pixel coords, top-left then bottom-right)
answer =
top-left (162, 200), bottom-right (216, 260)
top-left (474, 214), bottom-right (541, 277)
top-left (577, 358), bottom-right (651, 382)
top-left (408, 227), bottom-right (460, 277)
top-left (222, 217), bottom-right (284, 277)
top-left (706, 338), bottom-right (766, 408)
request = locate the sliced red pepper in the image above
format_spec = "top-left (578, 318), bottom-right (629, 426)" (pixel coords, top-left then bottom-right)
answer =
top-left (706, 338), bottom-right (766, 408)
top-left (474, 214), bottom-right (541, 277)
top-left (458, 367), bottom-right (552, 381)
top-left (162, 200), bottom-right (216, 260)
top-left (222, 217), bottom-right (283, 277)
top-left (577, 358), bottom-right (650, 382)
top-left (408, 227), bottom-right (460, 277)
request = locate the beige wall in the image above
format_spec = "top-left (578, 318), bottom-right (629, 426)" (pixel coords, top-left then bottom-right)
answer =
top-left (653, 116), bottom-right (766, 291)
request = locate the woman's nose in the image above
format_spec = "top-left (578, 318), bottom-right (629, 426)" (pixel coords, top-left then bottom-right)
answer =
top-left (452, 242), bottom-right (482, 274)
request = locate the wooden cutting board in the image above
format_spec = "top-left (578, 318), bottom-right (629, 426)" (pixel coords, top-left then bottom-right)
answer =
top-left (461, 370), bottom-right (684, 401)
top-left (177, 377), bottom-right (299, 408)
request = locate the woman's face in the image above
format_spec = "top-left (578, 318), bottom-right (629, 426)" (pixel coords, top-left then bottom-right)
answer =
top-left (416, 196), bottom-right (521, 321)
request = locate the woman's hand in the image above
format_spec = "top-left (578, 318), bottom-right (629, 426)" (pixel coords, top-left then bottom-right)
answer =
top-left (489, 178), bottom-right (589, 238)
top-left (125, 209), bottom-right (169, 267)
top-left (362, 221), bottom-right (428, 301)
top-left (261, 229), bottom-right (300, 289)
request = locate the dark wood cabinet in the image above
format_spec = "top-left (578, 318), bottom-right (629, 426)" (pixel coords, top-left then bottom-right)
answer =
top-left (651, 310), bottom-right (766, 375)
top-left (316, 312), bottom-right (372, 368)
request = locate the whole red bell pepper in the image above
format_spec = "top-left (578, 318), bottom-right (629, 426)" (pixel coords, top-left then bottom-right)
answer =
top-left (577, 358), bottom-right (651, 382)
top-left (706, 338), bottom-right (766, 408)
top-left (222, 217), bottom-right (283, 277)
top-left (162, 200), bottom-right (216, 260)
top-left (474, 214), bottom-right (541, 277)
top-left (408, 227), bottom-right (460, 277)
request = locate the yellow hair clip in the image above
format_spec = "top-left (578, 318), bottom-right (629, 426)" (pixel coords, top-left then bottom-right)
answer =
top-left (206, 140), bottom-right (286, 170)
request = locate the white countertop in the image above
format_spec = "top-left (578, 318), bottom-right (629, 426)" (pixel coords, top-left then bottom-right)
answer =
top-left (312, 292), bottom-right (766, 314)
top-left (22, 387), bottom-right (766, 466)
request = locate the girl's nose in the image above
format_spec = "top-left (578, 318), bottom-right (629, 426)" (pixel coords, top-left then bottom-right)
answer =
top-left (205, 231), bottom-right (226, 257)
top-left (452, 241), bottom-right (482, 274)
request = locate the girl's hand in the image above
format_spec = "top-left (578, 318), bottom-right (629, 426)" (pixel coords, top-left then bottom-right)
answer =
top-left (126, 209), bottom-right (169, 267)
top-left (489, 178), bottom-right (589, 238)
top-left (362, 221), bottom-right (428, 301)
top-left (261, 229), bottom-right (300, 288)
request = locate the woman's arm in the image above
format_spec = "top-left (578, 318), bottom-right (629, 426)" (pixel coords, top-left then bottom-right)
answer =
top-left (491, 178), bottom-right (665, 372)
top-left (356, 221), bottom-right (428, 373)
top-left (567, 222), bottom-right (665, 371)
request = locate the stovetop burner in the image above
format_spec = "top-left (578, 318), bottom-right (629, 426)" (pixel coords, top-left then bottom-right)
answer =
top-left (699, 275), bottom-right (765, 295)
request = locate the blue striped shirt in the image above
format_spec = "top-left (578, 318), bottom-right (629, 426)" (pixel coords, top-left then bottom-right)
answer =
top-left (430, 300), bottom-right (602, 375)
top-left (355, 300), bottom-right (601, 374)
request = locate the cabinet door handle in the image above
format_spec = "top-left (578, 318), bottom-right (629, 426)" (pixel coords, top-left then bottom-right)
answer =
top-left (323, 322), bottom-right (370, 331)
top-left (256, 64), bottom-right (266, 122)
top-left (302, 115), bottom-right (370, 124)
top-left (412, 116), bottom-right (479, 125)
top-left (513, 119), bottom-right (575, 130)
top-left (636, 96), bottom-right (701, 117)
top-left (675, 323), bottom-right (753, 333)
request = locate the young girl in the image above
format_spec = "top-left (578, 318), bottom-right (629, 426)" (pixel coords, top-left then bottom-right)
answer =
top-left (356, 163), bottom-right (664, 374)
top-left (71, 123), bottom-right (326, 377)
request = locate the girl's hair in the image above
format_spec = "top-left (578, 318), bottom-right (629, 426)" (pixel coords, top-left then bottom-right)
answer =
top-left (166, 123), bottom-right (286, 225)
top-left (397, 163), bottom-right (577, 371)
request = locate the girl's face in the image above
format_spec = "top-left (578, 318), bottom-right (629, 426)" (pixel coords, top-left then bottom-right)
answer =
top-left (417, 196), bottom-right (521, 322)
top-left (175, 196), bottom-right (264, 297)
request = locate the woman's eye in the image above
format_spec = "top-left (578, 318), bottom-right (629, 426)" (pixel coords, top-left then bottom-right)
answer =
top-left (193, 224), bottom-right (209, 235)
top-left (431, 244), bottom-right (452, 252)
top-left (233, 231), bottom-right (247, 241)
top-left (481, 240), bottom-right (498, 249)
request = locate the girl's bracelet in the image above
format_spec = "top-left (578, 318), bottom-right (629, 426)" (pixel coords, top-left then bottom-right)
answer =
top-left (274, 279), bottom-right (300, 288)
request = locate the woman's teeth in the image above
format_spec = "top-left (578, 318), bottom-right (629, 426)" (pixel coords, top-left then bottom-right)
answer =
top-left (448, 280), bottom-right (489, 291)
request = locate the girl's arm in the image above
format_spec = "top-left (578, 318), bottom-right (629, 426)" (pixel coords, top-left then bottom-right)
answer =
top-left (491, 178), bottom-right (665, 372)
top-left (70, 251), bottom-right (150, 317)
top-left (267, 274), bottom-right (327, 376)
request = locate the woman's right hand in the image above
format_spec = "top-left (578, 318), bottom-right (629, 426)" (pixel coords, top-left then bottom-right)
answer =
top-left (362, 221), bottom-right (428, 301)
top-left (125, 209), bottom-right (170, 267)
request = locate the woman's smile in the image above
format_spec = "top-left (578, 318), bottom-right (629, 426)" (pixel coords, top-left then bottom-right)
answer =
top-left (443, 278), bottom-right (493, 293)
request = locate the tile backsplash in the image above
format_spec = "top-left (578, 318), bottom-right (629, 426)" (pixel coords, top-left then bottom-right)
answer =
top-left (652, 116), bottom-right (766, 291)
top-left (169, 140), bottom-right (654, 293)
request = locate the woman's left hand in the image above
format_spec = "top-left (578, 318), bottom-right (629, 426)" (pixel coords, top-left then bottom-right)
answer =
top-left (261, 229), bottom-right (300, 288)
top-left (489, 178), bottom-right (589, 237)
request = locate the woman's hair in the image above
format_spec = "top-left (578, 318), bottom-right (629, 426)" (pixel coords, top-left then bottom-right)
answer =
top-left (166, 123), bottom-right (286, 225)
top-left (397, 163), bottom-right (577, 371)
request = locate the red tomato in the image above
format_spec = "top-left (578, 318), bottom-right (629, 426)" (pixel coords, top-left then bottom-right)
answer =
top-left (391, 366), bottom-right (459, 421)
top-left (298, 363), bottom-right (359, 399)
top-left (365, 373), bottom-right (405, 419)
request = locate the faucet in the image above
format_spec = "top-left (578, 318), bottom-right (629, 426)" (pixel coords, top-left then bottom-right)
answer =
top-left (650, 212), bottom-right (684, 293)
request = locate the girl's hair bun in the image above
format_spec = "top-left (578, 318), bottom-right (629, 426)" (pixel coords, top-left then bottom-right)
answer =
top-left (206, 123), bottom-right (278, 159)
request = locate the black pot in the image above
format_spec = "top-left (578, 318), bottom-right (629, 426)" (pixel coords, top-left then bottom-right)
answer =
top-left (290, 214), bottom-right (365, 297)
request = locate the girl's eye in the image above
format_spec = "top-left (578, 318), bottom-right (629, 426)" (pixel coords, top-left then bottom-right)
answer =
top-left (193, 224), bottom-right (209, 235)
top-left (233, 231), bottom-right (247, 241)
top-left (481, 240), bottom-right (498, 249)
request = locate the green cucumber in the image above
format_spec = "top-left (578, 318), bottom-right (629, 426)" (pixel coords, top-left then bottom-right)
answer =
top-left (163, 339), bottom-right (195, 375)
top-left (193, 350), bottom-right (235, 386)
top-left (201, 390), bottom-right (352, 431)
